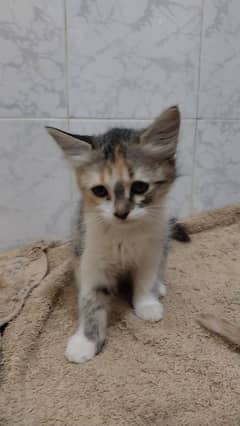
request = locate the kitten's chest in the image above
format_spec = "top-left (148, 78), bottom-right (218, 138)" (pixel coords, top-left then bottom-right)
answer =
top-left (110, 233), bottom-right (141, 266)
top-left (87, 223), bottom-right (161, 269)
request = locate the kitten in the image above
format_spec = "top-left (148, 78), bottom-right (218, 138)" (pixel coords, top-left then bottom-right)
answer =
top-left (47, 106), bottom-right (182, 363)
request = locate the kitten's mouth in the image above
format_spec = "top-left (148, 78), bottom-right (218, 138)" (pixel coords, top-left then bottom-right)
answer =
top-left (113, 215), bottom-right (133, 225)
top-left (114, 217), bottom-right (129, 224)
top-left (114, 215), bottom-right (142, 225)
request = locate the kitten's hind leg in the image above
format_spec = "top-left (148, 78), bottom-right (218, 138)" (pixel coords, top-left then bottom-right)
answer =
top-left (65, 261), bottom-right (111, 363)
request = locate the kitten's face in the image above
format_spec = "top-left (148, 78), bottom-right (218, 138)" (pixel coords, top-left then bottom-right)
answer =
top-left (47, 106), bottom-right (180, 225)
top-left (77, 145), bottom-right (175, 224)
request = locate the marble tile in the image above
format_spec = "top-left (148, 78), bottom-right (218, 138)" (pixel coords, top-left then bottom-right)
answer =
top-left (199, 0), bottom-right (240, 119)
top-left (0, 1), bottom-right (66, 117)
top-left (193, 120), bottom-right (240, 212)
top-left (69, 118), bottom-right (195, 217)
top-left (0, 119), bottom-right (75, 251)
top-left (67, 0), bottom-right (202, 119)
top-left (167, 175), bottom-right (192, 219)
top-left (0, 202), bottom-right (75, 252)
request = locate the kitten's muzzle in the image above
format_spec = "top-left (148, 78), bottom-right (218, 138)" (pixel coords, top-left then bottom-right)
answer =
top-left (114, 199), bottom-right (131, 220)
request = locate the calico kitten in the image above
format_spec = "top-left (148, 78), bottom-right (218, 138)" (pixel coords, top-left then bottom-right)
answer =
top-left (47, 106), bottom-right (182, 363)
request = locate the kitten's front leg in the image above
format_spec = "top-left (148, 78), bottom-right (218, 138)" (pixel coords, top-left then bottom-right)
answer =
top-left (65, 259), bottom-right (110, 363)
top-left (133, 262), bottom-right (164, 322)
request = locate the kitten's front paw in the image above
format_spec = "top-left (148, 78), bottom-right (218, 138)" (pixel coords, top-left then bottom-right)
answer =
top-left (65, 332), bottom-right (96, 363)
top-left (134, 299), bottom-right (164, 322)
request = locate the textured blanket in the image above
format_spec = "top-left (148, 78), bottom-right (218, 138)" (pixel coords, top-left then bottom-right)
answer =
top-left (0, 205), bottom-right (240, 426)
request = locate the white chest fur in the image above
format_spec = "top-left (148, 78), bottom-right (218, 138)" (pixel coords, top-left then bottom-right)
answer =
top-left (84, 217), bottom-right (165, 274)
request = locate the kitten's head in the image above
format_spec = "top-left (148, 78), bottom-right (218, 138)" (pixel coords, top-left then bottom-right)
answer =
top-left (47, 106), bottom-right (180, 224)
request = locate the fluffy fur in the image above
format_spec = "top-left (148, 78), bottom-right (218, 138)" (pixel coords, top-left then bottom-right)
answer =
top-left (47, 106), bottom-right (181, 363)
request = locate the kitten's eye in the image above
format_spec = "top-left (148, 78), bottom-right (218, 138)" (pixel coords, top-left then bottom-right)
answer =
top-left (131, 181), bottom-right (149, 195)
top-left (91, 185), bottom-right (108, 198)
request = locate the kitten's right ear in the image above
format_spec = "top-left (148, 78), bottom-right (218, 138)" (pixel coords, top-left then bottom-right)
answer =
top-left (140, 106), bottom-right (180, 160)
top-left (46, 127), bottom-right (93, 167)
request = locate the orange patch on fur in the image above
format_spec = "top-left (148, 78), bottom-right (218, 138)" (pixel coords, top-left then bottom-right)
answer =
top-left (101, 150), bottom-right (131, 188)
top-left (74, 169), bottom-right (101, 208)
top-left (82, 188), bottom-right (101, 208)
top-left (74, 148), bottom-right (133, 208)
top-left (101, 163), bottom-right (112, 186)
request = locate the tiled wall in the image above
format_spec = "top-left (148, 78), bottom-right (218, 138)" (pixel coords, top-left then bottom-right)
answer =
top-left (0, 1), bottom-right (240, 251)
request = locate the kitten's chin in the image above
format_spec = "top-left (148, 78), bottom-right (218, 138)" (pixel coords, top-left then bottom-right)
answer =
top-left (114, 215), bottom-right (147, 226)
top-left (103, 217), bottom-right (130, 225)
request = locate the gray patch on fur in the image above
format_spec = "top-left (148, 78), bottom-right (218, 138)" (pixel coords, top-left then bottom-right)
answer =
top-left (95, 128), bottom-right (138, 160)
top-left (114, 182), bottom-right (125, 200)
top-left (96, 340), bottom-right (105, 354)
top-left (139, 191), bottom-right (154, 206)
top-left (82, 297), bottom-right (103, 342)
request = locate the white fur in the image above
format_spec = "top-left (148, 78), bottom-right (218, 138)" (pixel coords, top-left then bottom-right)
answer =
top-left (99, 202), bottom-right (114, 220)
top-left (65, 329), bottom-right (96, 363)
top-left (128, 206), bottom-right (146, 220)
top-left (84, 213), bottom-right (165, 270)
top-left (99, 202), bottom-right (146, 221)
top-left (134, 295), bottom-right (164, 321)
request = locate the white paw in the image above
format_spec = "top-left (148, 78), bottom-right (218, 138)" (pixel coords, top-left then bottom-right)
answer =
top-left (134, 299), bottom-right (164, 322)
top-left (158, 282), bottom-right (167, 297)
top-left (65, 332), bottom-right (96, 363)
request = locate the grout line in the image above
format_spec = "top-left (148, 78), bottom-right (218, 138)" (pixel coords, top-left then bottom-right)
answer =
top-left (191, 119), bottom-right (198, 214)
top-left (195, 0), bottom-right (205, 119)
top-left (68, 117), bottom-right (196, 121)
top-left (69, 117), bottom-right (240, 121)
top-left (0, 118), bottom-right (70, 121)
top-left (0, 117), bottom-right (195, 121)
top-left (1, 117), bottom-right (240, 122)
top-left (190, 0), bottom-right (205, 214)
top-left (64, 0), bottom-right (70, 119)
top-left (190, 117), bottom-right (240, 121)
top-left (64, 0), bottom-right (77, 205)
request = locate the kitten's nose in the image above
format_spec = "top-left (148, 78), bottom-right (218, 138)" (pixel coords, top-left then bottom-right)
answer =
top-left (114, 211), bottom-right (129, 220)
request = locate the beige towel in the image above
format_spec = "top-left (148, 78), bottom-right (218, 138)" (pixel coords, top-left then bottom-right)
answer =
top-left (0, 205), bottom-right (240, 426)
top-left (0, 241), bottom-right (48, 328)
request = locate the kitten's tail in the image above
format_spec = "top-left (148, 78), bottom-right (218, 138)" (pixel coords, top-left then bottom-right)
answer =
top-left (197, 313), bottom-right (240, 347)
top-left (170, 218), bottom-right (191, 242)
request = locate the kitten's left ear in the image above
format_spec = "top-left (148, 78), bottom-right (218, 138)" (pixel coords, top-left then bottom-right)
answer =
top-left (46, 127), bottom-right (94, 167)
top-left (140, 106), bottom-right (180, 159)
